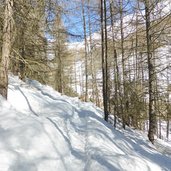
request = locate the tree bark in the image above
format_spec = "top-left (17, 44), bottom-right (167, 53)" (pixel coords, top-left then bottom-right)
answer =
top-left (0, 0), bottom-right (14, 99)
top-left (145, 0), bottom-right (156, 144)
top-left (101, 0), bottom-right (109, 122)
top-left (81, 0), bottom-right (88, 102)
top-left (119, 0), bottom-right (127, 129)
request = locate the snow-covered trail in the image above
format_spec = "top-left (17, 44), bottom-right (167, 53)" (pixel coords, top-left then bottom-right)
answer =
top-left (0, 76), bottom-right (171, 171)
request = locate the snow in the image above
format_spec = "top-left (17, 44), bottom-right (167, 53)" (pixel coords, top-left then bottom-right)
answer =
top-left (0, 75), bottom-right (171, 171)
top-left (67, 42), bottom-right (85, 50)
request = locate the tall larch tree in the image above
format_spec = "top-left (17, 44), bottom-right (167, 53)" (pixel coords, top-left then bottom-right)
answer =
top-left (0, 0), bottom-right (14, 98)
top-left (144, 0), bottom-right (156, 144)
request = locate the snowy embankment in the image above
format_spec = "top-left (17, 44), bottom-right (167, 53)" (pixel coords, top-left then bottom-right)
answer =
top-left (0, 75), bottom-right (171, 171)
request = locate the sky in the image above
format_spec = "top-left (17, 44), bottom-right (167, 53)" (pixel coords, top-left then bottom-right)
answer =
top-left (60, 0), bottom-right (101, 42)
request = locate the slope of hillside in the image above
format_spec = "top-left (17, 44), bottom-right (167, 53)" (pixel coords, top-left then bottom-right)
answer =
top-left (0, 75), bottom-right (171, 171)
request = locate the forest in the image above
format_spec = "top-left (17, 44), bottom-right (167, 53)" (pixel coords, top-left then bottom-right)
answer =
top-left (0, 0), bottom-right (171, 144)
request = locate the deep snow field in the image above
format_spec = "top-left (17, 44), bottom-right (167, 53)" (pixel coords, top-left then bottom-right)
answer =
top-left (0, 75), bottom-right (171, 171)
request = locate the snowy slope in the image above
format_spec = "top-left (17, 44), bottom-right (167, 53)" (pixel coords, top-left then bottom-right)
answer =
top-left (0, 75), bottom-right (171, 171)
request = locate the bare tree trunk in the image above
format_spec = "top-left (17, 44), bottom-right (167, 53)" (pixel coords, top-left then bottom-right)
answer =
top-left (119, 0), bottom-right (126, 129)
top-left (54, 48), bottom-right (63, 94)
top-left (104, 0), bottom-right (109, 121)
top-left (145, 0), bottom-right (156, 144)
top-left (166, 116), bottom-right (170, 140)
top-left (109, 0), bottom-right (119, 127)
top-left (166, 68), bottom-right (170, 140)
top-left (0, 0), bottom-right (14, 99)
top-left (101, 0), bottom-right (108, 121)
top-left (19, 29), bottom-right (26, 81)
top-left (58, 52), bottom-right (63, 94)
top-left (81, 0), bottom-right (88, 102)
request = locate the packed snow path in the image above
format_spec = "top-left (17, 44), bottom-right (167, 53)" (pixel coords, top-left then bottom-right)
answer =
top-left (0, 76), bottom-right (171, 171)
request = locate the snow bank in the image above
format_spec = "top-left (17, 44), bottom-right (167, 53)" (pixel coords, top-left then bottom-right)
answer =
top-left (0, 75), bottom-right (170, 171)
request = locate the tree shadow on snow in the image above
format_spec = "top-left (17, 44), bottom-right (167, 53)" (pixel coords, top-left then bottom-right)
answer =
top-left (78, 109), bottom-right (171, 171)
